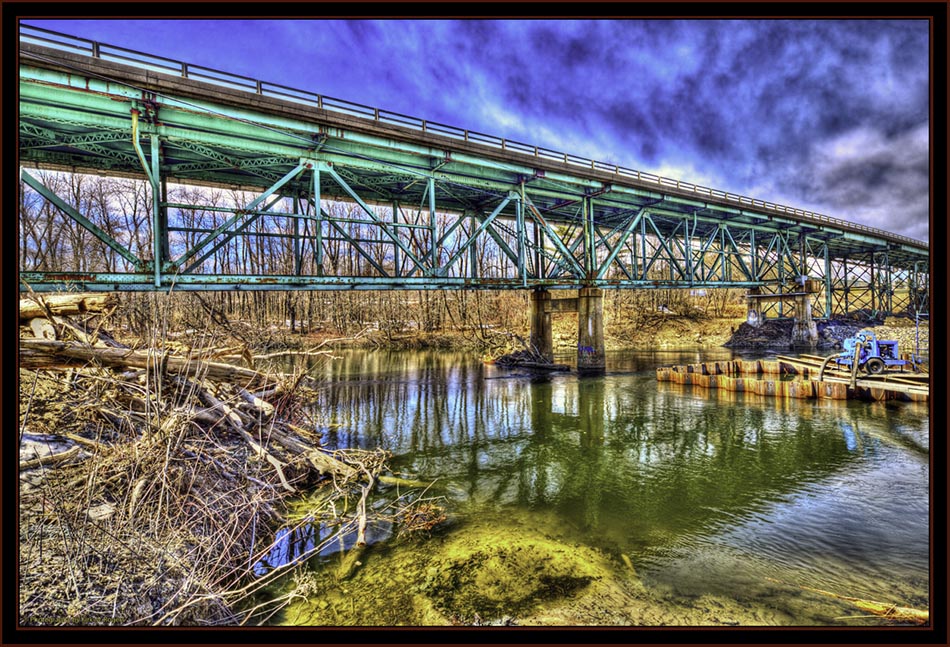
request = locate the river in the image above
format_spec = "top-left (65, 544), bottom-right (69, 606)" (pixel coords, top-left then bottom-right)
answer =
top-left (264, 348), bottom-right (930, 627)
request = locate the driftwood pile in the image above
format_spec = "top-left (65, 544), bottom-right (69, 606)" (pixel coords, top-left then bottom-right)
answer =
top-left (18, 293), bottom-right (341, 491)
top-left (487, 332), bottom-right (569, 371)
top-left (17, 292), bottom-right (437, 626)
top-left (492, 348), bottom-right (570, 371)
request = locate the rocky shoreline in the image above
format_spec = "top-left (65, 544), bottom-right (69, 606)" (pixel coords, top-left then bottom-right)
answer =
top-left (725, 314), bottom-right (928, 355)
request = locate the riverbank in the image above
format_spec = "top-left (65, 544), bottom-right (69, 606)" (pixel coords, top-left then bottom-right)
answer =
top-left (287, 312), bottom-right (746, 353)
top-left (725, 314), bottom-right (929, 355)
top-left (293, 312), bottom-right (928, 357)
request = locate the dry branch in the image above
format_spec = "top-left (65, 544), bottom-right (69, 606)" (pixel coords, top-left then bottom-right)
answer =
top-left (801, 584), bottom-right (929, 625)
top-left (53, 315), bottom-right (127, 347)
top-left (19, 445), bottom-right (81, 470)
top-left (767, 578), bottom-right (929, 626)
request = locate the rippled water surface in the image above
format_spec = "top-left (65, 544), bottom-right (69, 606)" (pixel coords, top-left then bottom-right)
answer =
top-left (282, 348), bottom-right (930, 624)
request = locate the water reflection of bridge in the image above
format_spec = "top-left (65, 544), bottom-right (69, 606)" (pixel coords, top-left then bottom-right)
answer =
top-left (301, 351), bottom-right (927, 554)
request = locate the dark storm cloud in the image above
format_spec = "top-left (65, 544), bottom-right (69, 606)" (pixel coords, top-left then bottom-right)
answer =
top-left (783, 122), bottom-right (930, 241)
top-left (23, 18), bottom-right (930, 241)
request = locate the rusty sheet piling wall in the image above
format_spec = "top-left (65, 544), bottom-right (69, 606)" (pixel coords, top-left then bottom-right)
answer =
top-left (656, 359), bottom-right (928, 403)
top-left (18, 26), bottom-right (928, 327)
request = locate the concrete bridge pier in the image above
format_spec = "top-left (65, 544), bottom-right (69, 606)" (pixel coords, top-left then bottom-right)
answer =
top-left (746, 287), bottom-right (763, 327)
top-left (746, 282), bottom-right (818, 347)
top-left (577, 287), bottom-right (606, 374)
top-left (530, 288), bottom-right (554, 362)
top-left (529, 287), bottom-right (606, 373)
top-left (791, 296), bottom-right (818, 347)
top-left (791, 281), bottom-right (819, 348)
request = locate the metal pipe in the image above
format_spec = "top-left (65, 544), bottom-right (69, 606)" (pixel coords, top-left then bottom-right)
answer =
top-left (132, 108), bottom-right (162, 286)
top-left (130, 109), bottom-right (153, 182)
top-left (150, 134), bottom-right (162, 287)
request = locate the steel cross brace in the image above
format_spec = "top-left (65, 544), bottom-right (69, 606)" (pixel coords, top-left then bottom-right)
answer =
top-left (720, 225), bottom-right (755, 282)
top-left (594, 209), bottom-right (646, 280)
top-left (641, 215), bottom-right (688, 281)
top-left (436, 194), bottom-right (514, 277)
top-left (181, 193), bottom-right (286, 274)
top-left (173, 162), bottom-right (308, 270)
top-left (522, 194), bottom-right (586, 278)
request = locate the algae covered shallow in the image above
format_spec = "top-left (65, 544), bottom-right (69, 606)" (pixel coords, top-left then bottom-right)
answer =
top-left (275, 505), bottom-right (754, 627)
top-left (270, 349), bottom-right (930, 627)
top-left (278, 507), bottom-right (637, 626)
top-left (273, 503), bottom-right (909, 627)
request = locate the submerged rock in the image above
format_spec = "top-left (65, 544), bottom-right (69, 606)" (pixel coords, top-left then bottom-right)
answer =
top-left (422, 533), bottom-right (598, 620)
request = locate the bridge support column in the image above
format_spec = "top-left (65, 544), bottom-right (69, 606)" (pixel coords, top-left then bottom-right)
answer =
top-left (791, 280), bottom-right (819, 348)
top-left (577, 287), bottom-right (605, 374)
top-left (746, 288), bottom-right (763, 327)
top-left (530, 288), bottom-right (553, 362)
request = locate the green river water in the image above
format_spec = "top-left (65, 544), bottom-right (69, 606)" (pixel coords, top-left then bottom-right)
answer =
top-left (258, 348), bottom-right (930, 628)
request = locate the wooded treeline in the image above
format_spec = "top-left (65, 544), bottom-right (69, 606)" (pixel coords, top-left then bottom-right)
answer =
top-left (19, 170), bottom-right (744, 344)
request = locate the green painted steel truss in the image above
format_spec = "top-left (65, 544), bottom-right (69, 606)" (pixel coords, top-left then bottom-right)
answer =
top-left (17, 28), bottom-right (930, 318)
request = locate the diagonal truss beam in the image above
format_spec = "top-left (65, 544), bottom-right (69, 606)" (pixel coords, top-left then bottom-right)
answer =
top-left (523, 194), bottom-right (586, 278)
top-left (595, 209), bottom-right (646, 280)
top-left (20, 169), bottom-right (142, 268)
top-left (438, 194), bottom-right (513, 275)
top-left (180, 193), bottom-right (285, 274)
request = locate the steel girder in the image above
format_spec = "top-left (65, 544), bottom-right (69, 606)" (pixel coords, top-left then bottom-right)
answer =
top-left (17, 44), bottom-right (930, 318)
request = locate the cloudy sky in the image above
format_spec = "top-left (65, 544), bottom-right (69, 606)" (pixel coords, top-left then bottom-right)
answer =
top-left (22, 18), bottom-right (931, 242)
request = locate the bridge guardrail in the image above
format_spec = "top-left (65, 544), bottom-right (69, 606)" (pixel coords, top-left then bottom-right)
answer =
top-left (18, 24), bottom-right (928, 250)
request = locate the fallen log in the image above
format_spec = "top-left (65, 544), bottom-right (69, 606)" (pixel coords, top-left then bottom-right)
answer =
top-left (19, 339), bottom-right (283, 387)
top-left (237, 387), bottom-right (276, 417)
top-left (306, 449), bottom-right (359, 480)
top-left (19, 293), bottom-right (118, 322)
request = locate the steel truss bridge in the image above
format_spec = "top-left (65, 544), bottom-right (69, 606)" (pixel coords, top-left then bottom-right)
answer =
top-left (18, 26), bottom-right (929, 319)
